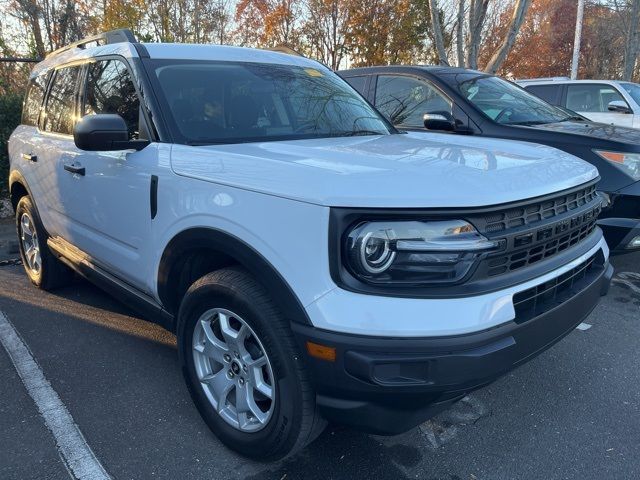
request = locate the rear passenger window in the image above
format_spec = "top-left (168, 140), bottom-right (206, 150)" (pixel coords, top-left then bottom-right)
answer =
top-left (345, 76), bottom-right (368, 96)
top-left (524, 85), bottom-right (560, 105)
top-left (83, 60), bottom-right (140, 139)
top-left (22, 73), bottom-right (49, 126)
top-left (43, 66), bottom-right (80, 135)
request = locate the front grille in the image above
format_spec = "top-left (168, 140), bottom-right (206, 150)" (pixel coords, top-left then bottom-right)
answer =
top-left (465, 181), bottom-right (602, 280)
top-left (486, 219), bottom-right (598, 276)
top-left (478, 184), bottom-right (598, 234)
top-left (513, 252), bottom-right (602, 322)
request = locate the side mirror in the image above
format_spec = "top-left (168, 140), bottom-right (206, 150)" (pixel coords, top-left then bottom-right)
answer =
top-left (74, 114), bottom-right (149, 151)
top-left (607, 100), bottom-right (632, 114)
top-left (423, 111), bottom-right (456, 132)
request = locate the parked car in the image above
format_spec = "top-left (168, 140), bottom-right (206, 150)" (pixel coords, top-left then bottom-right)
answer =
top-left (517, 77), bottom-right (640, 129)
top-left (340, 66), bottom-right (640, 254)
top-left (9, 31), bottom-right (612, 460)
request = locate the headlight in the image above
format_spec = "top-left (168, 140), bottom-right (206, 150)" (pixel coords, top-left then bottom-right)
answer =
top-left (345, 220), bottom-right (498, 285)
top-left (594, 150), bottom-right (640, 180)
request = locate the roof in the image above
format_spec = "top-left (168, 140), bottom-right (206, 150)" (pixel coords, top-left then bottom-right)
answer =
top-left (339, 64), bottom-right (488, 77)
top-left (142, 43), bottom-right (320, 68)
top-left (30, 40), bottom-right (323, 78)
top-left (517, 78), bottom-right (625, 85)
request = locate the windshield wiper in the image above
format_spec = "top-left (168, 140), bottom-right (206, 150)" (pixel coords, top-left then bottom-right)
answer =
top-left (337, 130), bottom-right (386, 137)
top-left (504, 120), bottom-right (551, 126)
top-left (559, 116), bottom-right (585, 122)
top-left (185, 140), bottom-right (234, 146)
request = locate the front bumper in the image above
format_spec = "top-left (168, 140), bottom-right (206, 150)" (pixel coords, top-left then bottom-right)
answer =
top-left (599, 186), bottom-right (640, 254)
top-left (598, 217), bottom-right (640, 254)
top-left (293, 253), bottom-right (613, 435)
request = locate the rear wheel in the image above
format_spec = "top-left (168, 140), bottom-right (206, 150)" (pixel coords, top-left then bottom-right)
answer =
top-left (15, 196), bottom-right (72, 289)
top-left (177, 267), bottom-right (325, 460)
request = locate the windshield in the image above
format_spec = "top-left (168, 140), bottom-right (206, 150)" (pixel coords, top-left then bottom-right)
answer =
top-left (147, 60), bottom-right (392, 145)
top-left (459, 76), bottom-right (570, 125)
top-left (621, 82), bottom-right (640, 106)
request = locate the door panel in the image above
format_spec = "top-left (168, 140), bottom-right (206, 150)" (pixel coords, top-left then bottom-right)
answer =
top-left (53, 58), bottom-right (155, 290)
top-left (31, 66), bottom-right (82, 236)
top-left (55, 146), bottom-right (155, 289)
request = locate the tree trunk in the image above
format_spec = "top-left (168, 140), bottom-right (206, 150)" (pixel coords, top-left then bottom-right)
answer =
top-left (428, 0), bottom-right (449, 65)
top-left (456, 0), bottom-right (465, 67)
top-left (466, 0), bottom-right (488, 69)
top-left (17, 0), bottom-right (47, 58)
top-left (570, 0), bottom-right (585, 80)
top-left (484, 0), bottom-right (532, 74)
top-left (624, 0), bottom-right (640, 81)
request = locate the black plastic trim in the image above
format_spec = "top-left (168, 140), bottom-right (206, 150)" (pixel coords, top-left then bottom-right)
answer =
top-left (150, 175), bottom-right (158, 219)
top-left (132, 43), bottom-right (150, 59)
top-left (157, 228), bottom-right (312, 326)
top-left (47, 236), bottom-right (174, 330)
top-left (291, 260), bottom-right (612, 435)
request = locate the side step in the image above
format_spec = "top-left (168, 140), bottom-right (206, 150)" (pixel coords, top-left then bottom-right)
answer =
top-left (47, 236), bottom-right (175, 331)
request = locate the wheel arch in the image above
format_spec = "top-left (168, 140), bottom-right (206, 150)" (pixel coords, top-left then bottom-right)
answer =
top-left (157, 227), bottom-right (312, 328)
top-left (8, 170), bottom-right (32, 212)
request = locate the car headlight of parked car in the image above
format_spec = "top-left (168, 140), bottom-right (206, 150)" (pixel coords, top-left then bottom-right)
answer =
top-left (594, 150), bottom-right (640, 181)
top-left (344, 220), bottom-right (498, 285)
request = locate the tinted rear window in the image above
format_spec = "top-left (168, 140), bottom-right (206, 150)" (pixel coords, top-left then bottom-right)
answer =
top-left (524, 85), bottom-right (560, 105)
top-left (22, 73), bottom-right (49, 126)
top-left (43, 66), bottom-right (81, 135)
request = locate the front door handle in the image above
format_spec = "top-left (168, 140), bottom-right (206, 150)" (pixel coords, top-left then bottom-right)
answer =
top-left (21, 153), bottom-right (37, 162)
top-left (63, 163), bottom-right (85, 176)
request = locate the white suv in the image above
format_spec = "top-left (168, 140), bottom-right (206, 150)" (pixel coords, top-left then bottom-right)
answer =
top-left (9, 30), bottom-right (613, 460)
top-left (519, 77), bottom-right (640, 129)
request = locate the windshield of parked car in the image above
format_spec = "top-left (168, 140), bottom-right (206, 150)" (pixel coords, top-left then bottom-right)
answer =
top-left (459, 75), bottom-right (571, 125)
top-left (620, 82), bottom-right (640, 106)
top-left (147, 60), bottom-right (392, 145)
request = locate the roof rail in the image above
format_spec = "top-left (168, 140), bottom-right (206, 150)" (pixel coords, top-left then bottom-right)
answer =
top-left (265, 45), bottom-right (305, 57)
top-left (47, 29), bottom-right (137, 59)
top-left (517, 76), bottom-right (570, 83)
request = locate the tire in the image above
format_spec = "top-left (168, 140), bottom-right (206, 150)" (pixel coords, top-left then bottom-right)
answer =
top-left (177, 267), bottom-right (325, 460)
top-left (15, 196), bottom-right (73, 290)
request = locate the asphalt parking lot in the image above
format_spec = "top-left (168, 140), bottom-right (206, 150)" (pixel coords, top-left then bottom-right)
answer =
top-left (0, 217), bottom-right (639, 480)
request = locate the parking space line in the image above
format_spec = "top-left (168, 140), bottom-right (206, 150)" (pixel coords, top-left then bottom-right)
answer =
top-left (0, 311), bottom-right (111, 480)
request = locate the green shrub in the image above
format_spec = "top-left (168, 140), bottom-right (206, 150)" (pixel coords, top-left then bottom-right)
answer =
top-left (0, 93), bottom-right (23, 196)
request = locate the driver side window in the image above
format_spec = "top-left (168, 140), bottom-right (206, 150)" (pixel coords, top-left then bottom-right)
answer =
top-left (374, 75), bottom-right (451, 127)
top-left (83, 59), bottom-right (141, 139)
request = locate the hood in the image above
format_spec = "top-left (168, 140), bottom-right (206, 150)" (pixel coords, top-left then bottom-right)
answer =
top-left (170, 132), bottom-right (598, 208)
top-left (527, 120), bottom-right (640, 146)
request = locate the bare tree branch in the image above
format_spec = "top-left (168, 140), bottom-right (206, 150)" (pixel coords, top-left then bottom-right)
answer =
top-left (484, 0), bottom-right (532, 73)
top-left (428, 0), bottom-right (449, 65)
top-left (624, 0), bottom-right (640, 80)
top-left (456, 0), bottom-right (465, 67)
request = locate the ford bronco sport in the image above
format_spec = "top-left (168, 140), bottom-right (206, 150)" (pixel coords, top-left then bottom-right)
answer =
top-left (8, 30), bottom-right (613, 460)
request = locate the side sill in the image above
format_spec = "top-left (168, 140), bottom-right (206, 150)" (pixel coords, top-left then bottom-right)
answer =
top-left (47, 236), bottom-right (175, 331)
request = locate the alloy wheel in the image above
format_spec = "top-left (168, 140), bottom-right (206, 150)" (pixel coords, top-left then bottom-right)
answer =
top-left (20, 213), bottom-right (41, 275)
top-left (192, 308), bottom-right (276, 432)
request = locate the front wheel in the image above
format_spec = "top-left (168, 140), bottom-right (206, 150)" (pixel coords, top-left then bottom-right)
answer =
top-left (177, 267), bottom-right (325, 460)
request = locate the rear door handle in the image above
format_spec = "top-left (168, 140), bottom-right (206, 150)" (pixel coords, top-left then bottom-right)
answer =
top-left (21, 153), bottom-right (37, 162)
top-left (63, 163), bottom-right (85, 176)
